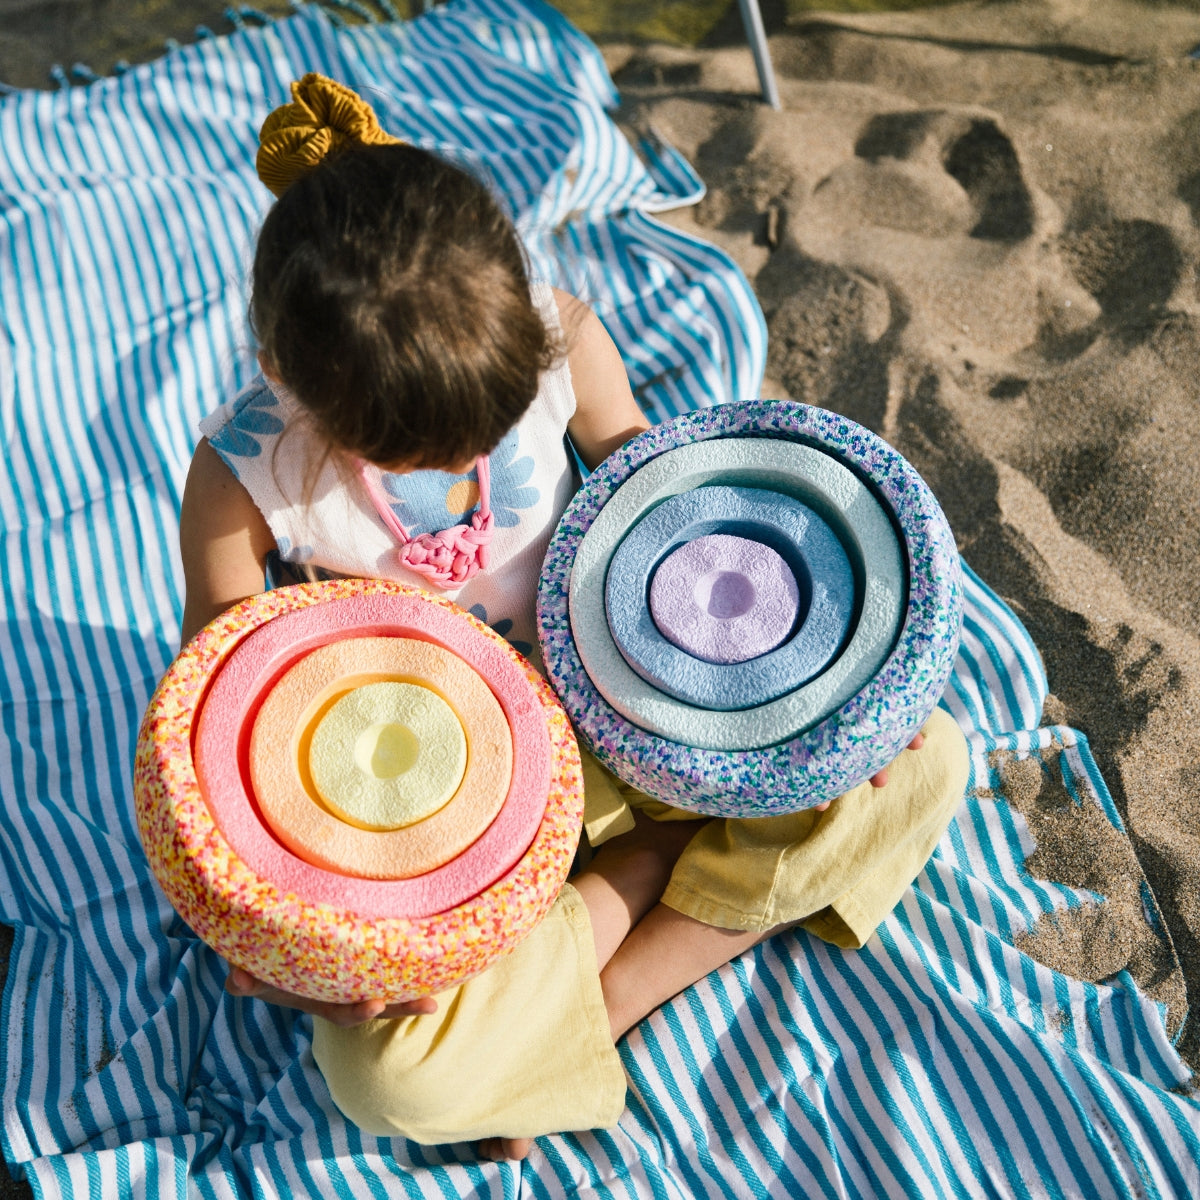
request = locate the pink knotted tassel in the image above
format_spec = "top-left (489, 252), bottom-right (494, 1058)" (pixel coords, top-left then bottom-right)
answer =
top-left (359, 456), bottom-right (494, 590)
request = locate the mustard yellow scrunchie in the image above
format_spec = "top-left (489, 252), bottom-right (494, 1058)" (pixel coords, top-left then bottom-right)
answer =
top-left (256, 73), bottom-right (403, 197)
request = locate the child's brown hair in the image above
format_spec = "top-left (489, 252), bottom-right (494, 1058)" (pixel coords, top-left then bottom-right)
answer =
top-left (251, 142), bottom-right (556, 470)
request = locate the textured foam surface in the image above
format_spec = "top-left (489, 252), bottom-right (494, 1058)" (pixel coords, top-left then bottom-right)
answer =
top-left (651, 534), bottom-right (799, 663)
top-left (246, 637), bottom-right (511, 880)
top-left (137, 579), bottom-right (584, 1002)
top-left (195, 593), bottom-right (551, 919)
top-left (538, 401), bottom-right (963, 816)
top-left (308, 682), bottom-right (467, 830)
top-left (604, 486), bottom-right (853, 709)
top-left (574, 439), bottom-right (902, 748)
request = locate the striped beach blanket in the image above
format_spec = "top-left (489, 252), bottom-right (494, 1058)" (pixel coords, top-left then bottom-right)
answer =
top-left (1, 1), bottom-right (1196, 1195)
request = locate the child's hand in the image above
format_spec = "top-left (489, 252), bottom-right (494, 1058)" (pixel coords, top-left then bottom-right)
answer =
top-left (866, 731), bottom-right (926, 790)
top-left (224, 963), bottom-right (438, 1026)
top-left (809, 732), bottom-right (927, 813)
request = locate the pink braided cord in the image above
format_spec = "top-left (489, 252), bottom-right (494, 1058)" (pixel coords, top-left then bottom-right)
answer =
top-left (359, 456), bottom-right (494, 589)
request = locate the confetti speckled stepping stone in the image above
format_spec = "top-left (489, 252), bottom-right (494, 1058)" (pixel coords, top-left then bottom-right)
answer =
top-left (135, 579), bottom-right (584, 1003)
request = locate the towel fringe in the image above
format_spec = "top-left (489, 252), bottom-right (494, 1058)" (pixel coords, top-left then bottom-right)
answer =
top-left (325, 0), bottom-right (382, 24)
top-left (237, 7), bottom-right (277, 26)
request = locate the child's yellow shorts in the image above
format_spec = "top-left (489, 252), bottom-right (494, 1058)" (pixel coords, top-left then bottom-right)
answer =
top-left (312, 881), bottom-right (625, 1144)
top-left (583, 706), bottom-right (970, 947)
top-left (312, 708), bottom-right (969, 1145)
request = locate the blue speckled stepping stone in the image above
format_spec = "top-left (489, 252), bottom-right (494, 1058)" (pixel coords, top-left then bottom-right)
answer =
top-left (604, 487), bottom-right (853, 709)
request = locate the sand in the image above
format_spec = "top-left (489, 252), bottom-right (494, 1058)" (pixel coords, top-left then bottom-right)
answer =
top-left (1, 0), bottom-right (1196, 1140)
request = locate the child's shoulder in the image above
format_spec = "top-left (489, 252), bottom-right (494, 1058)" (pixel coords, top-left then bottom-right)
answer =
top-left (199, 374), bottom-right (294, 469)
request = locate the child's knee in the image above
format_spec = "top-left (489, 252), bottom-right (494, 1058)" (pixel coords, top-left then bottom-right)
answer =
top-left (308, 894), bottom-right (627, 1145)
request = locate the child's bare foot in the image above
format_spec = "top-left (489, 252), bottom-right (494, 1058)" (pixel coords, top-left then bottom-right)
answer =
top-left (478, 1136), bottom-right (533, 1162)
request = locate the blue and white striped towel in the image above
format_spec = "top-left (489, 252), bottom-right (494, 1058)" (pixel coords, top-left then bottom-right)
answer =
top-left (0, 2), bottom-right (1196, 1196)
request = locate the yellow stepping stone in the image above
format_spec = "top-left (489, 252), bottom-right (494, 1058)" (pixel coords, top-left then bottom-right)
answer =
top-left (309, 681), bottom-right (467, 830)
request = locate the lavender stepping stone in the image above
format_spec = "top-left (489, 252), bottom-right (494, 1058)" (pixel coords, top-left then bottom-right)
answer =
top-left (604, 485), bottom-right (854, 711)
top-left (650, 534), bottom-right (799, 664)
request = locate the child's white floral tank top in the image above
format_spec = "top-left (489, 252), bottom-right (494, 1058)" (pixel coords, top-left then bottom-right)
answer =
top-left (199, 281), bottom-right (577, 669)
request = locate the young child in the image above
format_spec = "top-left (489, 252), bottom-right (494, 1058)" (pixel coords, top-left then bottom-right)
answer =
top-left (179, 75), bottom-right (969, 1163)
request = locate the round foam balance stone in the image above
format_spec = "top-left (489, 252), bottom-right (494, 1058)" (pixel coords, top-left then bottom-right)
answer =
top-left (537, 401), bottom-right (963, 818)
top-left (571, 438), bottom-right (903, 751)
top-left (196, 594), bottom-right (552, 919)
top-left (604, 485), bottom-right (852, 709)
top-left (248, 637), bottom-right (511, 880)
top-left (652, 534), bottom-right (799, 663)
top-left (135, 578), bottom-right (583, 1003)
top-left (308, 682), bottom-right (467, 829)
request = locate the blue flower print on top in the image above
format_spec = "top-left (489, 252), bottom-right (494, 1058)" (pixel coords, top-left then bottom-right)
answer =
top-left (378, 428), bottom-right (540, 534)
top-left (380, 465), bottom-right (470, 536)
top-left (207, 382), bottom-right (285, 470)
top-left (486, 427), bottom-right (540, 528)
top-left (275, 536), bottom-right (314, 564)
top-left (468, 604), bottom-right (533, 658)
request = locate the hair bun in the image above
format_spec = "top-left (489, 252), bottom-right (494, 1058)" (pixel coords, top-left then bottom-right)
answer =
top-left (256, 73), bottom-right (402, 197)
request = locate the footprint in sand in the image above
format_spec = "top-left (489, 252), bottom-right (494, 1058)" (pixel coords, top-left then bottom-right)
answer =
top-left (754, 107), bottom-right (1089, 430)
top-left (781, 108), bottom-right (1097, 360)
top-left (755, 102), bottom-right (1188, 429)
top-left (1058, 218), bottom-right (1183, 337)
top-left (823, 109), bottom-right (1036, 242)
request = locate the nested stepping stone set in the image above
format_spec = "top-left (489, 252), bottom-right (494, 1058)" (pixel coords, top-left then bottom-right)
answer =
top-left (136, 401), bottom-right (961, 1000)
top-left (134, 580), bottom-right (583, 1003)
top-left (537, 400), bottom-right (963, 818)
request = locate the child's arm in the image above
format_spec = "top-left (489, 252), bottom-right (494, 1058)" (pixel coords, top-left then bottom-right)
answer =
top-left (178, 439), bottom-right (276, 647)
top-left (554, 290), bottom-right (651, 470)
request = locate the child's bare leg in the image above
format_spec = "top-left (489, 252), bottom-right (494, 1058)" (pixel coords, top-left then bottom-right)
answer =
top-left (600, 724), bottom-right (955, 1039)
top-left (478, 812), bottom-right (707, 1163)
top-left (572, 811), bottom-right (708, 968)
top-left (601, 903), bottom-right (784, 1040)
